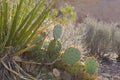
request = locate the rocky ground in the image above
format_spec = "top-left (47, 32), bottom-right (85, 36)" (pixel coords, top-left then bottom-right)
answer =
top-left (97, 61), bottom-right (120, 80)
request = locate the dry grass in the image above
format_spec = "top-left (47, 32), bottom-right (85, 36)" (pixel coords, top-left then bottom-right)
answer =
top-left (78, 17), bottom-right (120, 58)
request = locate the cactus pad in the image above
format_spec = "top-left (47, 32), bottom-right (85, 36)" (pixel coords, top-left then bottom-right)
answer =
top-left (30, 32), bottom-right (46, 51)
top-left (31, 32), bottom-right (46, 44)
top-left (53, 24), bottom-right (62, 39)
top-left (61, 47), bottom-right (81, 64)
top-left (85, 57), bottom-right (99, 74)
top-left (66, 62), bottom-right (85, 73)
top-left (47, 39), bottom-right (61, 54)
top-left (47, 39), bottom-right (62, 61)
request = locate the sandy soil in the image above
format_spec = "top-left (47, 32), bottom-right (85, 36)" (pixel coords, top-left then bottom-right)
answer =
top-left (55, 0), bottom-right (120, 23)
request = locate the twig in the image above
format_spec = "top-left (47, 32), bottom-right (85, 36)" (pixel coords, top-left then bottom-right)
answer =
top-left (0, 54), bottom-right (7, 60)
top-left (15, 58), bottom-right (61, 66)
top-left (1, 61), bottom-right (30, 80)
top-left (13, 60), bottom-right (38, 80)
top-left (0, 54), bottom-right (8, 63)
top-left (14, 44), bottom-right (36, 56)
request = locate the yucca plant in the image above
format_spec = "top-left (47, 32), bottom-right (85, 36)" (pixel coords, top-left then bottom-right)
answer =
top-left (0, 0), bottom-right (53, 55)
top-left (0, 0), bottom-right (54, 79)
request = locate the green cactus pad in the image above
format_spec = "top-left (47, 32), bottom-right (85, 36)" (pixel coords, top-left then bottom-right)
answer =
top-left (85, 57), bottom-right (99, 74)
top-left (61, 47), bottom-right (81, 64)
top-left (47, 39), bottom-right (62, 61)
top-left (66, 62), bottom-right (85, 73)
top-left (53, 24), bottom-right (62, 39)
top-left (31, 32), bottom-right (46, 44)
top-left (47, 39), bottom-right (61, 54)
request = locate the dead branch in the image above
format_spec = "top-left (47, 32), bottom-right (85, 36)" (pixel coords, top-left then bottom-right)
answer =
top-left (1, 61), bottom-right (30, 80)
top-left (13, 60), bottom-right (38, 80)
top-left (15, 58), bottom-right (61, 66)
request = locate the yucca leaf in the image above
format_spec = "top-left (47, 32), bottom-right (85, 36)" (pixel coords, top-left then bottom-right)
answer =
top-left (0, 0), bottom-right (54, 55)
top-left (6, 0), bottom-right (24, 45)
top-left (15, 0), bottom-right (46, 38)
top-left (22, 9), bottom-right (52, 49)
top-left (15, 1), bottom-right (54, 50)
top-left (11, 1), bottom-right (41, 45)
top-left (13, 0), bottom-right (46, 47)
top-left (0, 0), bottom-right (9, 54)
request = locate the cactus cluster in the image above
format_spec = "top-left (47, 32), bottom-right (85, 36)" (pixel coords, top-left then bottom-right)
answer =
top-left (47, 24), bottom-right (62, 61)
top-left (62, 57), bottom-right (99, 75)
top-left (47, 24), bottom-right (99, 75)
top-left (85, 57), bottom-right (99, 74)
top-left (47, 39), bottom-right (62, 61)
top-left (27, 24), bottom-right (99, 77)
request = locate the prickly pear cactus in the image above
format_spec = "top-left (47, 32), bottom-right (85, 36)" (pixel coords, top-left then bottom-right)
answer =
top-left (85, 57), bottom-right (99, 74)
top-left (53, 24), bottom-right (62, 39)
top-left (61, 47), bottom-right (81, 64)
top-left (47, 39), bottom-right (61, 61)
top-left (47, 39), bottom-right (61, 54)
top-left (31, 32), bottom-right (46, 44)
top-left (66, 62), bottom-right (85, 73)
top-left (31, 32), bottom-right (46, 51)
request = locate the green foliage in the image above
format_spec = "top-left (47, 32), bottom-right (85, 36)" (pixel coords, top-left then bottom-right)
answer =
top-left (85, 57), bottom-right (99, 74)
top-left (50, 3), bottom-right (76, 24)
top-left (60, 3), bottom-right (76, 23)
top-left (53, 24), bottom-right (62, 39)
top-left (61, 47), bottom-right (81, 64)
top-left (0, 0), bottom-right (53, 54)
top-left (0, 1), bottom-right (99, 80)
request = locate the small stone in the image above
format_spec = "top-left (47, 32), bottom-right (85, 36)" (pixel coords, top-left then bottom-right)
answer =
top-left (12, 56), bottom-right (22, 61)
top-left (53, 68), bottom-right (60, 78)
top-left (96, 76), bottom-right (109, 80)
top-left (104, 78), bottom-right (109, 80)
top-left (113, 75), bottom-right (120, 80)
top-left (96, 76), bottom-right (103, 80)
top-left (102, 73), bottom-right (111, 77)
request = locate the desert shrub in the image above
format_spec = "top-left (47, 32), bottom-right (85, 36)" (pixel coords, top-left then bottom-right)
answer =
top-left (78, 17), bottom-right (120, 58)
top-left (59, 16), bottom-right (119, 60)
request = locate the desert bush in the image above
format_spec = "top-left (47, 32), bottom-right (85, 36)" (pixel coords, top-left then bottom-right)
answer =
top-left (78, 17), bottom-right (120, 58)
top-left (60, 16), bottom-right (120, 60)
